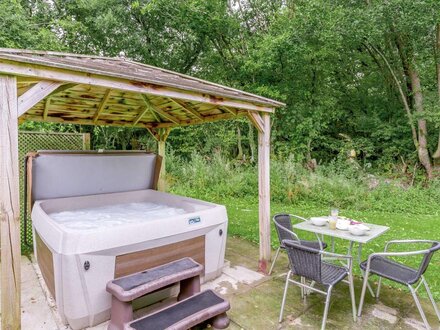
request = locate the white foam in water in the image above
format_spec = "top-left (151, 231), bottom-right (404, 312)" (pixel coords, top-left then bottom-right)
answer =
top-left (49, 202), bottom-right (187, 230)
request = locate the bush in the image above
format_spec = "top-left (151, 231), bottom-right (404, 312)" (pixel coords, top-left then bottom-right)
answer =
top-left (167, 152), bottom-right (440, 215)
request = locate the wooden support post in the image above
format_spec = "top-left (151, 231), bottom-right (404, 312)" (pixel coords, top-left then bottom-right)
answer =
top-left (0, 75), bottom-right (21, 329)
top-left (83, 133), bottom-right (91, 150)
top-left (258, 113), bottom-right (271, 274)
top-left (158, 137), bottom-right (166, 191)
top-left (157, 128), bottom-right (171, 192)
top-left (147, 128), bottom-right (171, 192)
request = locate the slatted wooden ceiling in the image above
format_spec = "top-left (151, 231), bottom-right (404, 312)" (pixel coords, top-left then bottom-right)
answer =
top-left (0, 49), bottom-right (284, 129)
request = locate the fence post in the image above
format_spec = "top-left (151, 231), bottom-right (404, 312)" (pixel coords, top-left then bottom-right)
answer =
top-left (83, 133), bottom-right (91, 150)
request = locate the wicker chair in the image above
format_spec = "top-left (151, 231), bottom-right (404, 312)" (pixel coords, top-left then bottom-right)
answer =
top-left (269, 213), bottom-right (326, 275)
top-left (358, 240), bottom-right (440, 329)
top-left (278, 240), bottom-right (356, 330)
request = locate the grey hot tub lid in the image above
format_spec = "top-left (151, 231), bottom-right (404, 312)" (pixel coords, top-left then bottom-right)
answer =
top-left (30, 150), bottom-right (161, 201)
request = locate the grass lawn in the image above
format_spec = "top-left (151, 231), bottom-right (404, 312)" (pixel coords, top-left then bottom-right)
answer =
top-left (216, 197), bottom-right (440, 300)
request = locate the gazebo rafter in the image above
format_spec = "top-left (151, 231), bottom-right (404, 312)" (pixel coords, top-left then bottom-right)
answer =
top-left (0, 48), bottom-right (285, 329)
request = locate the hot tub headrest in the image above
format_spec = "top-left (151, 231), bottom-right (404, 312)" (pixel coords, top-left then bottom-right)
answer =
top-left (29, 151), bottom-right (161, 201)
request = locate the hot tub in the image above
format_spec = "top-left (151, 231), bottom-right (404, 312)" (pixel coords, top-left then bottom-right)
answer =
top-left (29, 151), bottom-right (227, 329)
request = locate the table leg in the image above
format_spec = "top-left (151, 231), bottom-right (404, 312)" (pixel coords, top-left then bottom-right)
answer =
top-left (331, 237), bottom-right (335, 253)
top-left (348, 241), bottom-right (354, 255)
top-left (358, 244), bottom-right (375, 297)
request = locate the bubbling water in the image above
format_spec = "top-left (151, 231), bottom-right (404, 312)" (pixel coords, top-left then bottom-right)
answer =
top-left (49, 202), bottom-right (186, 230)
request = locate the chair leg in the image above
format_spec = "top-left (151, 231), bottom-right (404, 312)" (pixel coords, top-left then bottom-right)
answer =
top-left (321, 286), bottom-right (333, 330)
top-left (279, 271), bottom-right (291, 323)
top-left (300, 277), bottom-right (305, 299)
top-left (376, 277), bottom-right (382, 299)
top-left (348, 273), bottom-right (357, 322)
top-left (422, 276), bottom-right (440, 321)
top-left (357, 270), bottom-right (370, 317)
top-left (307, 280), bottom-right (316, 296)
top-left (269, 247), bottom-right (281, 275)
top-left (408, 284), bottom-right (431, 330)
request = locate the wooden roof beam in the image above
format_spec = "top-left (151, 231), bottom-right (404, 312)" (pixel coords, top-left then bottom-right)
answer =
top-left (93, 89), bottom-right (112, 123)
top-left (0, 60), bottom-right (276, 113)
top-left (169, 98), bottom-right (203, 120)
top-left (151, 111), bottom-right (245, 129)
top-left (142, 95), bottom-right (180, 124)
top-left (22, 113), bottom-right (153, 128)
top-left (17, 80), bottom-right (64, 116)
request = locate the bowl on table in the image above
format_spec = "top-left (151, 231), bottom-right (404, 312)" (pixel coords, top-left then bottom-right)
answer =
top-left (348, 224), bottom-right (369, 236)
top-left (310, 217), bottom-right (328, 226)
top-left (336, 219), bottom-right (350, 230)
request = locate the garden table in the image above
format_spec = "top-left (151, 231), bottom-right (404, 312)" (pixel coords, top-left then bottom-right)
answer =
top-left (293, 219), bottom-right (389, 297)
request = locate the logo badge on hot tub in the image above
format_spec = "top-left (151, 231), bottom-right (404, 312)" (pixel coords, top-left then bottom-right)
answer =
top-left (188, 216), bottom-right (201, 225)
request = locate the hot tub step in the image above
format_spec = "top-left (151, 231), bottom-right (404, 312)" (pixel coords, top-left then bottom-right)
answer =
top-left (107, 257), bottom-right (204, 330)
top-left (125, 289), bottom-right (230, 330)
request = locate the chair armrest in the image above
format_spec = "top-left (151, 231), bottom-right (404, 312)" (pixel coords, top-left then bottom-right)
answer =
top-left (320, 251), bottom-right (352, 271)
top-left (364, 249), bottom-right (432, 273)
top-left (289, 214), bottom-right (309, 222)
top-left (321, 251), bottom-right (352, 260)
top-left (384, 239), bottom-right (436, 252)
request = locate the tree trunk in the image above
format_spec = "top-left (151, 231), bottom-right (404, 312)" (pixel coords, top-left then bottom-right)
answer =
top-left (236, 126), bottom-right (243, 160)
top-left (248, 121), bottom-right (256, 162)
top-left (365, 42), bottom-right (419, 148)
top-left (408, 64), bottom-right (433, 179)
top-left (432, 23), bottom-right (440, 165)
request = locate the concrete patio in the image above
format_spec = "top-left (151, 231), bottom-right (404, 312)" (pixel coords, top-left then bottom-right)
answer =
top-left (12, 237), bottom-right (440, 329)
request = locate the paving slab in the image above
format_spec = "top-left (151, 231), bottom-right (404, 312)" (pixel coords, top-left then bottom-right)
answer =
top-left (20, 256), bottom-right (58, 330)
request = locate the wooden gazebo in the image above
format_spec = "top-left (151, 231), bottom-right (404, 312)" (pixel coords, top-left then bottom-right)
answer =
top-left (0, 48), bottom-right (284, 328)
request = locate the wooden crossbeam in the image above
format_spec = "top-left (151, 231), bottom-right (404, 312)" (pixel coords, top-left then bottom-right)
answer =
top-left (142, 95), bottom-right (180, 124)
top-left (221, 106), bottom-right (237, 116)
top-left (139, 95), bottom-right (160, 122)
top-left (17, 80), bottom-right (64, 116)
top-left (247, 111), bottom-right (265, 134)
top-left (93, 89), bottom-right (112, 123)
top-left (147, 127), bottom-right (171, 142)
top-left (169, 98), bottom-right (203, 120)
top-left (132, 106), bottom-right (151, 126)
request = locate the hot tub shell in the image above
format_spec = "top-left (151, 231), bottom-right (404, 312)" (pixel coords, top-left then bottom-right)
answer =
top-left (29, 152), bottom-right (228, 329)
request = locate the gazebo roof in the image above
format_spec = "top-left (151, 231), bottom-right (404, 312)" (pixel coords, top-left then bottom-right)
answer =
top-left (0, 48), bottom-right (284, 129)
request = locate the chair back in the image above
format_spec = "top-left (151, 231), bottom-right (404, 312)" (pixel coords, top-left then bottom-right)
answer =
top-left (283, 239), bottom-right (322, 283)
top-left (273, 214), bottom-right (296, 244)
top-left (416, 241), bottom-right (440, 278)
